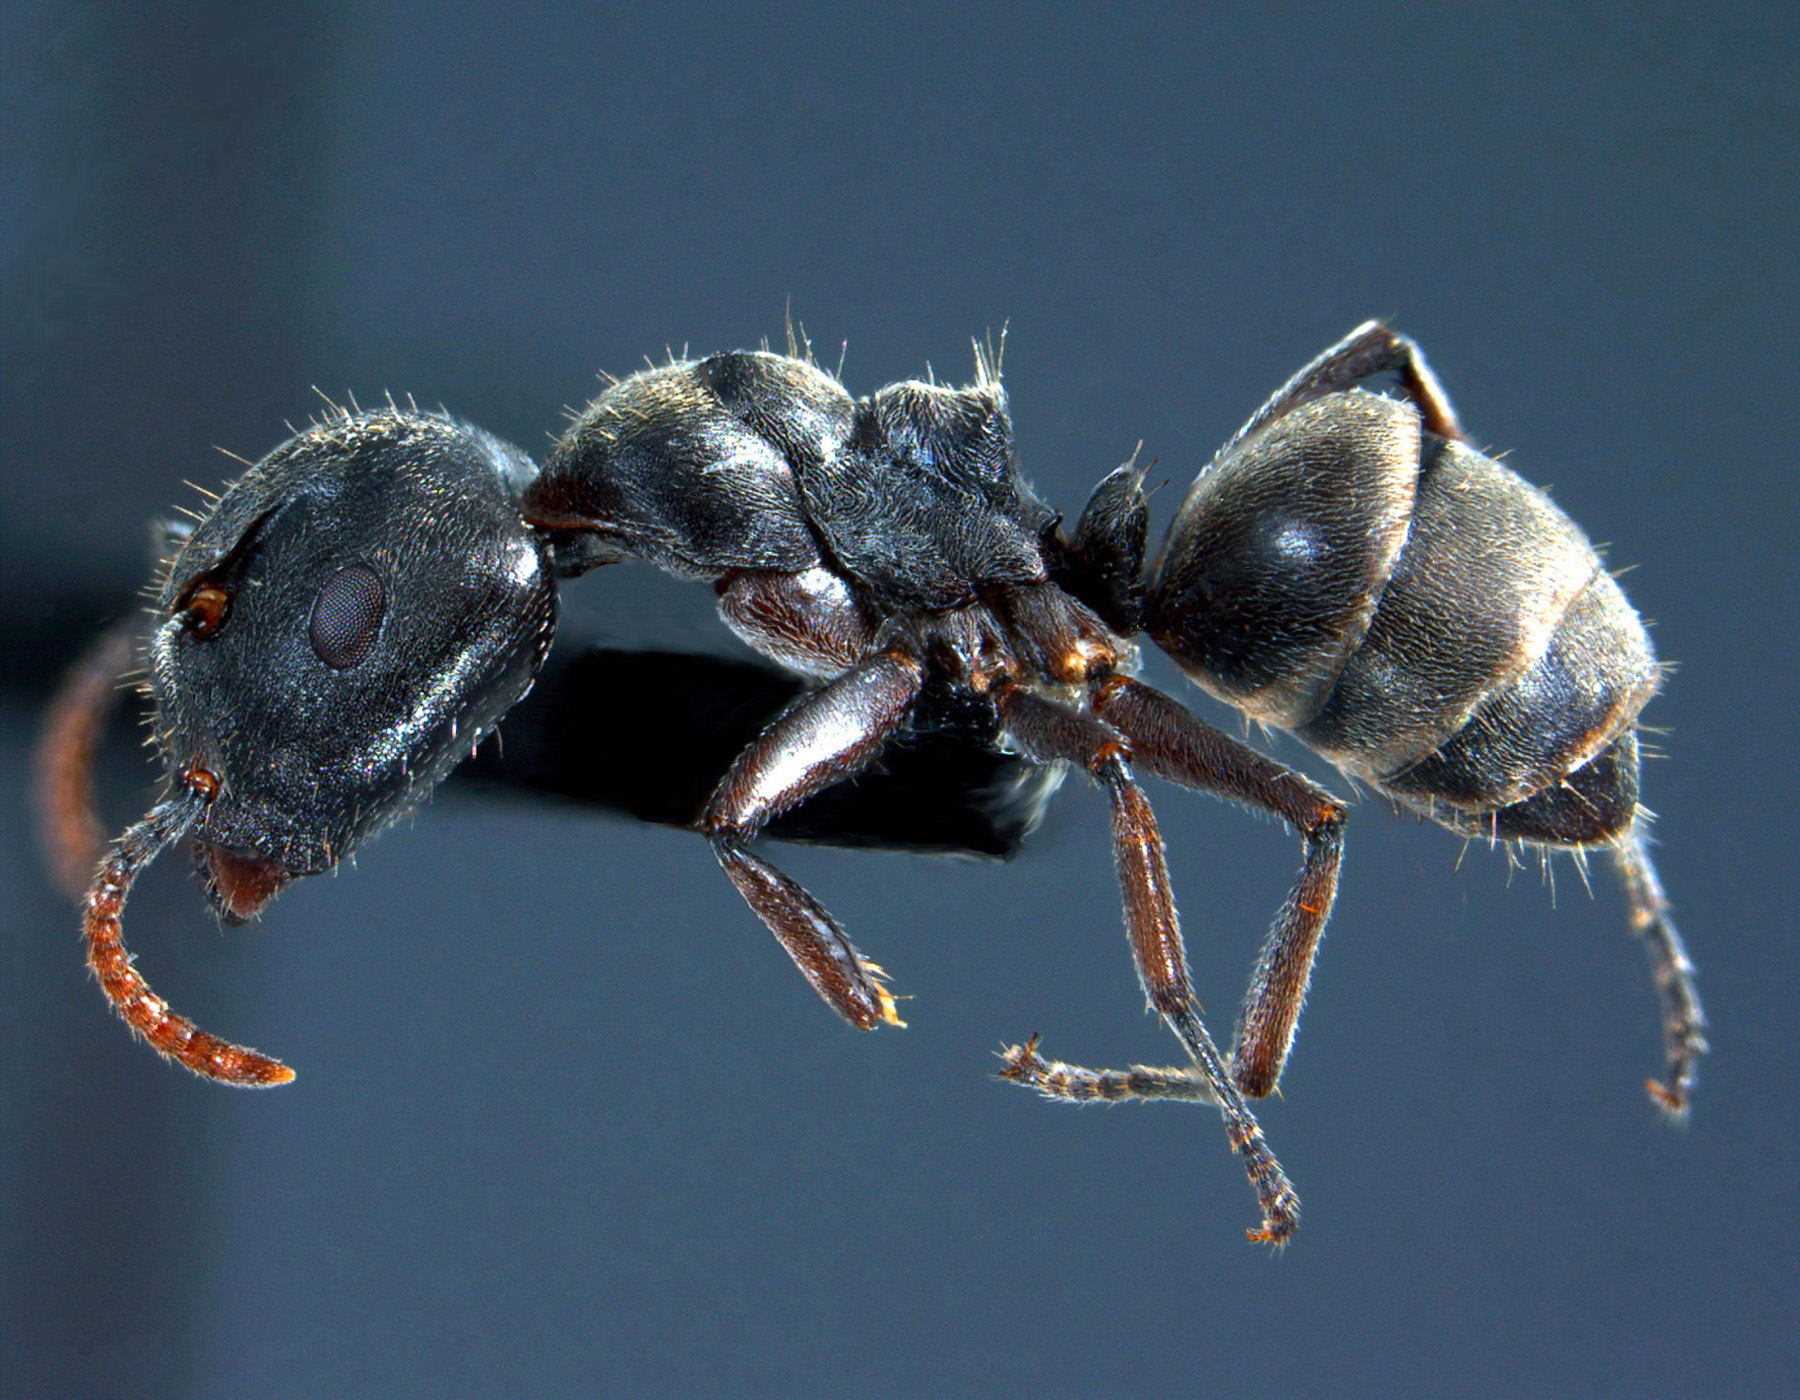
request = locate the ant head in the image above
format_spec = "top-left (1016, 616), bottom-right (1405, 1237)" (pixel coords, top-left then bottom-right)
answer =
top-left (149, 408), bottom-right (557, 922)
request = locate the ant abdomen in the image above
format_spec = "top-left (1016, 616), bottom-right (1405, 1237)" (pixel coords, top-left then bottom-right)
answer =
top-left (1146, 388), bottom-right (1660, 846)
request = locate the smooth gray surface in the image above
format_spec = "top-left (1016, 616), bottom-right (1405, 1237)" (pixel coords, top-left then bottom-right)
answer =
top-left (5, 4), bottom-right (1796, 1397)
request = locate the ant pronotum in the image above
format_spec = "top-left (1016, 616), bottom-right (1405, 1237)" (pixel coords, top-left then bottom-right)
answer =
top-left (40, 322), bottom-right (1704, 1244)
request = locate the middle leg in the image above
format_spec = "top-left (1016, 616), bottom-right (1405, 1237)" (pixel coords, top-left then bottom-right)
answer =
top-left (996, 684), bottom-right (1301, 1244)
top-left (1094, 676), bottom-right (1346, 1099)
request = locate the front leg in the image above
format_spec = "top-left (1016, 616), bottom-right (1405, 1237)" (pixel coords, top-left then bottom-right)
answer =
top-left (701, 650), bottom-right (923, 1029)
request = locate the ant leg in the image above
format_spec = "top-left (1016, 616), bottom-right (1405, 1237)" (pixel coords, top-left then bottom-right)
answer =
top-left (701, 650), bottom-right (924, 1030)
top-left (1222, 321), bottom-right (1465, 457)
top-left (996, 685), bottom-right (1301, 1244)
top-left (1000, 1036), bottom-right (1217, 1103)
top-left (1093, 676), bottom-right (1345, 1098)
top-left (1610, 822), bottom-right (1707, 1118)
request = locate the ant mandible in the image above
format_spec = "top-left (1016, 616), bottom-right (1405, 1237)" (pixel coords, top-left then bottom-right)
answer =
top-left (40, 322), bottom-right (1704, 1244)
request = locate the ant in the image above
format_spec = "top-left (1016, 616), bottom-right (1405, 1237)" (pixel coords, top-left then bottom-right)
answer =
top-left (40, 322), bottom-right (1704, 1244)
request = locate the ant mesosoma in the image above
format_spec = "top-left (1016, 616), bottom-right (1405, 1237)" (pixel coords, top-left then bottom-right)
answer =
top-left (41, 322), bottom-right (1704, 1244)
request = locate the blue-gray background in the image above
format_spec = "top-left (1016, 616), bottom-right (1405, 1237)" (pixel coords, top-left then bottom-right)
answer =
top-left (5, 4), bottom-right (1796, 1397)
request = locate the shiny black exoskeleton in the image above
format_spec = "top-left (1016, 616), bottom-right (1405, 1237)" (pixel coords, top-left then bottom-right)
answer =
top-left (50, 324), bottom-right (1703, 1245)
top-left (155, 413), bottom-right (556, 918)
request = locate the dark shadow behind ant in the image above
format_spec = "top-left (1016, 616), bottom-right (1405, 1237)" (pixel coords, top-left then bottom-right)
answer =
top-left (38, 323), bottom-right (1705, 1244)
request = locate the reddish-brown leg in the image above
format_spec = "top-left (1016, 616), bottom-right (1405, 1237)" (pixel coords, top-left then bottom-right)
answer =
top-left (85, 785), bottom-right (295, 1086)
top-left (1219, 320), bottom-right (1467, 461)
top-left (996, 685), bottom-right (1301, 1244)
top-left (1094, 676), bottom-right (1346, 1098)
top-left (1610, 822), bottom-right (1707, 1118)
top-left (701, 650), bottom-right (924, 1030)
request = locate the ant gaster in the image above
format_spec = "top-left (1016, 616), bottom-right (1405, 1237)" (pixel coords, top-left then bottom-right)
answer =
top-left (43, 323), bottom-right (1704, 1245)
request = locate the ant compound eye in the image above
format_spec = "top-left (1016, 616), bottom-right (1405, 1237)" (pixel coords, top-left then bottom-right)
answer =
top-left (184, 584), bottom-right (231, 637)
top-left (308, 563), bottom-right (386, 669)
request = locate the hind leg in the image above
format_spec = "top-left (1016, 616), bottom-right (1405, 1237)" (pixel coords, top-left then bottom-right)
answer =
top-left (1609, 826), bottom-right (1706, 1117)
top-left (1442, 731), bottom-right (1706, 1116)
top-left (1220, 321), bottom-right (1466, 460)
